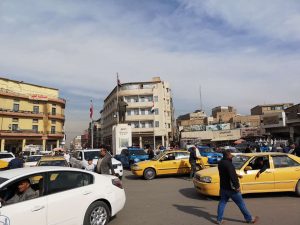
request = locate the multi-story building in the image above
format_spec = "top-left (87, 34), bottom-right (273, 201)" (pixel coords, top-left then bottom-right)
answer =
top-left (0, 77), bottom-right (65, 153)
top-left (212, 106), bottom-right (237, 123)
top-left (101, 77), bottom-right (174, 148)
top-left (177, 110), bottom-right (206, 132)
top-left (251, 103), bottom-right (293, 115)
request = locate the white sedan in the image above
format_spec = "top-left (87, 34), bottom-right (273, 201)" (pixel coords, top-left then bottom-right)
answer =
top-left (0, 167), bottom-right (125, 225)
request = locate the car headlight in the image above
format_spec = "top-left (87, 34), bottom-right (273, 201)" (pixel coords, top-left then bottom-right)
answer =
top-left (131, 163), bottom-right (141, 170)
top-left (207, 155), bottom-right (212, 158)
top-left (134, 158), bottom-right (140, 162)
top-left (199, 176), bottom-right (212, 183)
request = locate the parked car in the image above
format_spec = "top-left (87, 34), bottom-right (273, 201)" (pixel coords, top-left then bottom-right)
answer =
top-left (131, 150), bottom-right (209, 180)
top-left (0, 152), bottom-right (15, 162)
top-left (37, 156), bottom-right (69, 167)
top-left (193, 152), bottom-right (300, 197)
top-left (0, 159), bottom-right (8, 170)
top-left (69, 149), bottom-right (123, 179)
top-left (195, 146), bottom-right (223, 164)
top-left (24, 155), bottom-right (43, 167)
top-left (0, 167), bottom-right (125, 225)
top-left (115, 147), bottom-right (149, 168)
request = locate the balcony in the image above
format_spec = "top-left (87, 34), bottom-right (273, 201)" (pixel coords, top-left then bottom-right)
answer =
top-left (48, 113), bottom-right (65, 120)
top-left (0, 129), bottom-right (43, 137)
top-left (126, 114), bottom-right (154, 121)
top-left (47, 131), bottom-right (65, 138)
top-left (0, 108), bottom-right (44, 118)
top-left (127, 101), bottom-right (153, 108)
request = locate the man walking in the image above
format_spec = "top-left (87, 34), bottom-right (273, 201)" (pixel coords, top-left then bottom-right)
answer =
top-left (217, 150), bottom-right (258, 224)
top-left (189, 146), bottom-right (198, 178)
top-left (96, 147), bottom-right (115, 175)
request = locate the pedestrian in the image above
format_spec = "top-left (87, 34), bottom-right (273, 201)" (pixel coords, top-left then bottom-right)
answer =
top-left (64, 151), bottom-right (70, 164)
top-left (217, 150), bottom-right (258, 224)
top-left (8, 152), bottom-right (24, 169)
top-left (288, 143), bottom-right (297, 155)
top-left (147, 147), bottom-right (155, 160)
top-left (85, 158), bottom-right (95, 172)
top-left (189, 146), bottom-right (198, 178)
top-left (95, 147), bottom-right (115, 175)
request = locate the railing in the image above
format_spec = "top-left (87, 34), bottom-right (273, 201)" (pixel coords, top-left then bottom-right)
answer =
top-left (0, 130), bottom-right (43, 134)
top-left (0, 108), bottom-right (44, 115)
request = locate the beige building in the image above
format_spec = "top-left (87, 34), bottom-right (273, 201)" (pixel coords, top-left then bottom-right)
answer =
top-left (101, 77), bottom-right (174, 148)
top-left (231, 115), bottom-right (261, 128)
top-left (0, 77), bottom-right (65, 153)
top-left (251, 103), bottom-right (293, 115)
top-left (212, 106), bottom-right (237, 123)
top-left (177, 110), bottom-right (206, 131)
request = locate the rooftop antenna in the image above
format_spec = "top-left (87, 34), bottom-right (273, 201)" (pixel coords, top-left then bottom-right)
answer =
top-left (199, 84), bottom-right (203, 112)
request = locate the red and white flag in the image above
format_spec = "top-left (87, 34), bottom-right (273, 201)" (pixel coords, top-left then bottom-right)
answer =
top-left (89, 100), bottom-right (94, 119)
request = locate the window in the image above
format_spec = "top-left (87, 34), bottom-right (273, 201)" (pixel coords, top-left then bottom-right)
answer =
top-left (13, 103), bottom-right (19, 112)
top-left (175, 152), bottom-right (189, 160)
top-left (47, 171), bottom-right (93, 194)
top-left (140, 97), bottom-right (145, 102)
top-left (141, 122), bottom-right (145, 128)
top-left (168, 123), bottom-right (171, 128)
top-left (12, 124), bottom-right (18, 131)
top-left (51, 108), bottom-right (56, 115)
top-left (0, 173), bottom-right (45, 206)
top-left (127, 110), bottom-right (131, 116)
top-left (272, 156), bottom-right (300, 168)
top-left (154, 96), bottom-right (158, 102)
top-left (32, 125), bottom-right (38, 133)
top-left (12, 118), bottom-right (18, 122)
top-left (33, 106), bottom-right (39, 113)
top-left (134, 109), bottom-right (139, 115)
top-left (32, 119), bottom-right (38, 123)
top-left (51, 126), bottom-right (56, 134)
top-left (247, 156), bottom-right (270, 170)
top-left (51, 119), bottom-right (56, 124)
top-left (148, 121), bottom-right (153, 128)
top-left (155, 121), bottom-right (159, 127)
top-left (154, 108), bottom-right (159, 115)
top-left (141, 109), bottom-right (145, 115)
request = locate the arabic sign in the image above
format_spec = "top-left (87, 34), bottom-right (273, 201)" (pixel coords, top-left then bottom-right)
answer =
top-left (29, 94), bottom-right (48, 101)
top-left (206, 123), bottom-right (231, 131)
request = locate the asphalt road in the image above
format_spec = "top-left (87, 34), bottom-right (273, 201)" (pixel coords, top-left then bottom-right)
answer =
top-left (110, 170), bottom-right (300, 225)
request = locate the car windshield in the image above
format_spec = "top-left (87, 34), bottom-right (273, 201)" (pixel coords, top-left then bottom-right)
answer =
top-left (0, 177), bottom-right (8, 185)
top-left (129, 150), bottom-right (147, 156)
top-left (84, 151), bottom-right (100, 160)
top-left (38, 160), bottom-right (67, 166)
top-left (26, 156), bottom-right (42, 162)
top-left (232, 155), bottom-right (250, 169)
top-left (152, 152), bottom-right (165, 161)
top-left (200, 148), bottom-right (215, 153)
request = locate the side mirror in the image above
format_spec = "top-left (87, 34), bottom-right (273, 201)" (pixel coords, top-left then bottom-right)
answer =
top-left (0, 201), bottom-right (2, 208)
top-left (244, 166), bottom-right (252, 171)
top-left (77, 156), bottom-right (82, 160)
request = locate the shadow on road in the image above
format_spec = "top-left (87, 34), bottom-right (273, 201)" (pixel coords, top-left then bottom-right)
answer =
top-left (243, 192), bottom-right (296, 199)
top-left (179, 188), bottom-right (219, 201)
top-left (124, 174), bottom-right (141, 180)
top-left (173, 204), bottom-right (245, 224)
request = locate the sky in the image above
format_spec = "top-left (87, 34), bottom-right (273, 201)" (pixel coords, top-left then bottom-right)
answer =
top-left (1, 0), bottom-right (300, 144)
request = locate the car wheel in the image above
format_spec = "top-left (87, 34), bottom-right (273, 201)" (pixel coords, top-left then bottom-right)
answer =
top-left (143, 168), bottom-right (156, 180)
top-left (296, 180), bottom-right (300, 197)
top-left (83, 201), bottom-right (110, 225)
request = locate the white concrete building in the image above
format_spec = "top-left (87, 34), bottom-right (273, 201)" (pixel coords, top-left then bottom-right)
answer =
top-left (101, 77), bottom-right (174, 148)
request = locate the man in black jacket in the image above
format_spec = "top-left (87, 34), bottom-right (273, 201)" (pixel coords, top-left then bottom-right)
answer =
top-left (217, 150), bottom-right (258, 224)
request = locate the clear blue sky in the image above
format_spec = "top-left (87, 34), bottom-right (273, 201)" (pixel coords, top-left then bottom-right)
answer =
top-left (1, 0), bottom-right (300, 142)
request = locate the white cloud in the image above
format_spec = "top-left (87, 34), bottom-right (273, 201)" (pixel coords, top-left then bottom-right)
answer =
top-left (0, 0), bottom-right (300, 143)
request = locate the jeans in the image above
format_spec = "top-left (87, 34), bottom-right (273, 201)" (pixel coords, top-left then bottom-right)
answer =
top-left (217, 189), bottom-right (252, 222)
top-left (190, 161), bottom-right (196, 178)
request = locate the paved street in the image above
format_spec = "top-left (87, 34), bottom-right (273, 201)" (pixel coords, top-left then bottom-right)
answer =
top-left (110, 170), bottom-right (300, 225)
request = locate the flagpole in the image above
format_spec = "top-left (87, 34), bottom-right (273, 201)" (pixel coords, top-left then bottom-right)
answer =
top-left (91, 119), bottom-right (93, 149)
top-left (116, 73), bottom-right (119, 125)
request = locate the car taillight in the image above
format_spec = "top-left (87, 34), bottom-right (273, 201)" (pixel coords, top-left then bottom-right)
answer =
top-left (112, 178), bottom-right (123, 189)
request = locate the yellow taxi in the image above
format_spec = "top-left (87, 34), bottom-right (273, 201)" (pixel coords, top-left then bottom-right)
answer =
top-left (193, 152), bottom-right (300, 196)
top-left (37, 156), bottom-right (69, 167)
top-left (131, 150), bottom-right (209, 180)
top-left (0, 159), bottom-right (8, 170)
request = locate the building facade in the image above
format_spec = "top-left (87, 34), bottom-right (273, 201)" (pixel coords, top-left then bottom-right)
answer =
top-left (251, 103), bottom-right (293, 115)
top-left (0, 77), bottom-right (65, 153)
top-left (101, 77), bottom-right (174, 148)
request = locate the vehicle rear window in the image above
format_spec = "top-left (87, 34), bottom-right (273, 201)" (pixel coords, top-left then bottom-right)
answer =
top-left (129, 150), bottom-right (147, 155)
top-left (84, 151), bottom-right (100, 160)
top-left (38, 160), bottom-right (67, 166)
top-left (26, 156), bottom-right (42, 162)
top-left (0, 154), bottom-right (13, 159)
top-left (272, 156), bottom-right (300, 168)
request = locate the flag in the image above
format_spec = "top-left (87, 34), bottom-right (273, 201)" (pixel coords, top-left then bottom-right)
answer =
top-left (89, 100), bottom-right (93, 119)
top-left (117, 73), bottom-right (122, 87)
